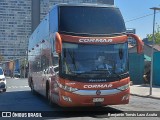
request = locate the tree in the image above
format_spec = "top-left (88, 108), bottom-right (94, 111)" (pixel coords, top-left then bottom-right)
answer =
top-left (147, 24), bottom-right (160, 44)
top-left (0, 54), bottom-right (4, 62)
top-left (20, 58), bottom-right (28, 78)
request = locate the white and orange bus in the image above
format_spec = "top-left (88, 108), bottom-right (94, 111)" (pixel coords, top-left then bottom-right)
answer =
top-left (28, 4), bottom-right (143, 107)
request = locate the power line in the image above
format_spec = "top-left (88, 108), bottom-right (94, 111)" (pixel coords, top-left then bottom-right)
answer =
top-left (125, 11), bottom-right (160, 23)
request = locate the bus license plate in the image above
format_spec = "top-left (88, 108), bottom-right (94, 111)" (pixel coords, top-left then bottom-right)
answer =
top-left (93, 98), bottom-right (104, 102)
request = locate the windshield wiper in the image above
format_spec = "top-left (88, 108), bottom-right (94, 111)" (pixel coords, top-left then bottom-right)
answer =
top-left (113, 72), bottom-right (129, 80)
top-left (92, 69), bottom-right (112, 74)
top-left (113, 72), bottom-right (122, 80)
top-left (72, 71), bottom-right (85, 74)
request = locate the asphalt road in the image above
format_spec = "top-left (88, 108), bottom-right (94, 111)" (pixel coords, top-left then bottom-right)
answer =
top-left (0, 78), bottom-right (160, 120)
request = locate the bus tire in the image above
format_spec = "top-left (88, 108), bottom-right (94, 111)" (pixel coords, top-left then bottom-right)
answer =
top-left (46, 81), bottom-right (52, 105)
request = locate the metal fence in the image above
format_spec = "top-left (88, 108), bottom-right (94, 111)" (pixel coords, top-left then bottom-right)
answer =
top-left (129, 53), bottom-right (144, 84)
top-left (153, 52), bottom-right (160, 85)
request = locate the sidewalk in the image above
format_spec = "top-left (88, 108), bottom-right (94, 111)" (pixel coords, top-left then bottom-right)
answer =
top-left (130, 84), bottom-right (160, 99)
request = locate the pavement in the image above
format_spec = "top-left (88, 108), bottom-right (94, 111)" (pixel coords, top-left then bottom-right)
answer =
top-left (130, 84), bottom-right (160, 99)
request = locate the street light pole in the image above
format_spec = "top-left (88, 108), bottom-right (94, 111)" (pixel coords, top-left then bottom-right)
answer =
top-left (149, 7), bottom-right (160, 95)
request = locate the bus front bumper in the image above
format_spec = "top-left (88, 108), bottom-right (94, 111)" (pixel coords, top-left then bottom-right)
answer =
top-left (56, 88), bottom-right (130, 107)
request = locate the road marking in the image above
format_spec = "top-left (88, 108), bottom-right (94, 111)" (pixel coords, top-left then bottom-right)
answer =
top-left (8, 86), bottom-right (29, 89)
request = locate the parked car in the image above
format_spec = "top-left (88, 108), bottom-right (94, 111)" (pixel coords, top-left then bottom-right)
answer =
top-left (0, 67), bottom-right (6, 92)
top-left (14, 71), bottom-right (20, 78)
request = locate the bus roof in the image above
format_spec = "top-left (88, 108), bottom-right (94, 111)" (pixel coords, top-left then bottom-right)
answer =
top-left (28, 3), bottom-right (125, 50)
top-left (53, 3), bottom-right (116, 9)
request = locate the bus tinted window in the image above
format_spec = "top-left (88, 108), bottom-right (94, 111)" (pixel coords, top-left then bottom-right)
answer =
top-left (59, 6), bottom-right (126, 36)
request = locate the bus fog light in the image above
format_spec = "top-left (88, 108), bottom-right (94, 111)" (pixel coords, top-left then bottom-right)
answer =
top-left (62, 96), bottom-right (72, 102)
top-left (122, 94), bottom-right (130, 101)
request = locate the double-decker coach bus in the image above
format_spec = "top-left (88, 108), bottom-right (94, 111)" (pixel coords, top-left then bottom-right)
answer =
top-left (28, 4), bottom-right (143, 107)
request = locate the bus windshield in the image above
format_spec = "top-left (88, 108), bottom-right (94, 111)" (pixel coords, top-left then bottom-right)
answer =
top-left (60, 42), bottom-right (128, 82)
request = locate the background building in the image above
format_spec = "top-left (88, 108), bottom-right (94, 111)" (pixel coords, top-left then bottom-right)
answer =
top-left (0, 0), bottom-right (114, 62)
top-left (40, 0), bottom-right (114, 21)
top-left (97, 0), bottom-right (114, 5)
top-left (126, 28), bottom-right (136, 45)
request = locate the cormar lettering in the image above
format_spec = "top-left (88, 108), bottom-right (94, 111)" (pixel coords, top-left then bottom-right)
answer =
top-left (84, 84), bottom-right (112, 88)
top-left (79, 38), bottom-right (112, 43)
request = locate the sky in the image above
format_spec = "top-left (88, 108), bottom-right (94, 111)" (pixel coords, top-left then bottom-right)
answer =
top-left (115, 0), bottom-right (160, 39)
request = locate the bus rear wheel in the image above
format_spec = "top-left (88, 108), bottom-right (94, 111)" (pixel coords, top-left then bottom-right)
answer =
top-left (46, 83), bottom-right (52, 105)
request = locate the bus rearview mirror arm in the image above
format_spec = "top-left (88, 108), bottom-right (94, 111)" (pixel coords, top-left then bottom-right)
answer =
top-left (55, 32), bottom-right (62, 53)
top-left (127, 34), bottom-right (144, 54)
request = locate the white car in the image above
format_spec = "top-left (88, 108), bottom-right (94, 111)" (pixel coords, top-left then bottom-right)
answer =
top-left (0, 67), bottom-right (6, 92)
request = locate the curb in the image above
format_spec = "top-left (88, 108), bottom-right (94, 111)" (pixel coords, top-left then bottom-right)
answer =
top-left (131, 93), bottom-right (160, 100)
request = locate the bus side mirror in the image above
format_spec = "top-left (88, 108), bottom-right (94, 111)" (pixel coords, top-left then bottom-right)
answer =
top-left (55, 32), bottom-right (62, 53)
top-left (127, 34), bottom-right (143, 54)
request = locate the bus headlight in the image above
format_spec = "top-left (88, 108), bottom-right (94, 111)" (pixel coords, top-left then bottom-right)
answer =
top-left (117, 84), bottom-right (130, 91)
top-left (58, 83), bottom-right (78, 92)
